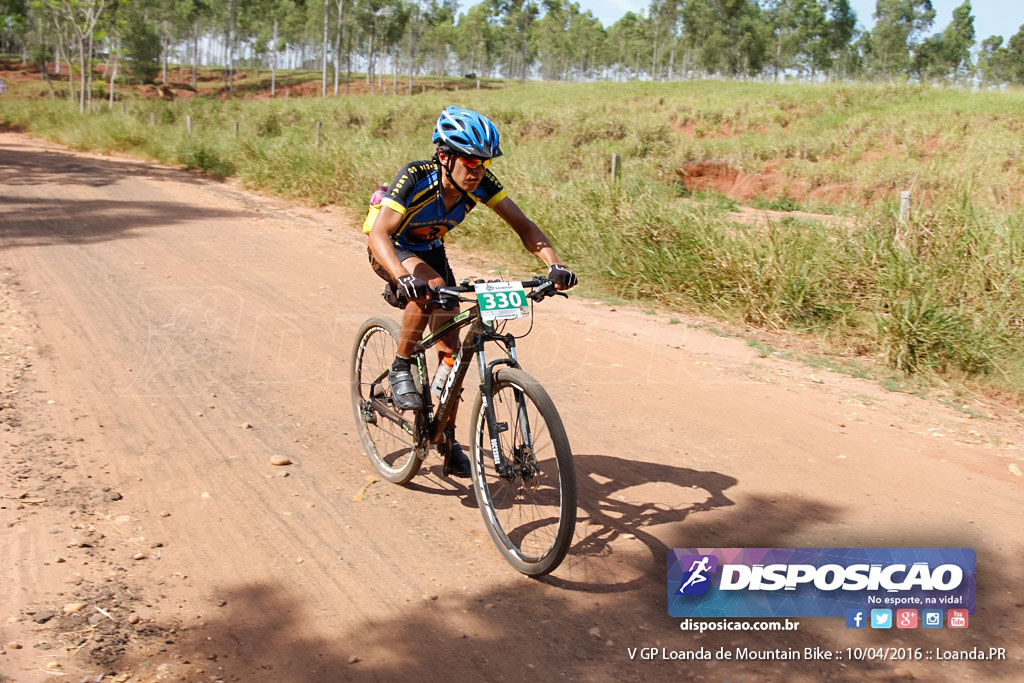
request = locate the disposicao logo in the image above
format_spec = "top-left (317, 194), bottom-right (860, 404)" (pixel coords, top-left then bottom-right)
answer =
top-left (676, 555), bottom-right (718, 596)
top-left (667, 548), bottom-right (976, 618)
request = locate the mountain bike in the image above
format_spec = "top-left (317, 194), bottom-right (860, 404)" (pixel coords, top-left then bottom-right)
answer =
top-left (350, 277), bottom-right (576, 576)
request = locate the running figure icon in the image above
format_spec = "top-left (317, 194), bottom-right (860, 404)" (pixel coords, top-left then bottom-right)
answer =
top-left (678, 556), bottom-right (712, 593)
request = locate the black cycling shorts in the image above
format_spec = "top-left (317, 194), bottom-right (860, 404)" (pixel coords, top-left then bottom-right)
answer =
top-left (368, 245), bottom-right (458, 310)
top-left (367, 245), bottom-right (456, 287)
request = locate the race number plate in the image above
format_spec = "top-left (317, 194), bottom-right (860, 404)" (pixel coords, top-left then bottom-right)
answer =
top-left (474, 281), bottom-right (530, 321)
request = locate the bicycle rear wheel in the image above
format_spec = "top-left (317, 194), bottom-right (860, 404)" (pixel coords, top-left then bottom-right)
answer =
top-left (350, 316), bottom-right (422, 484)
top-left (470, 367), bottom-right (576, 576)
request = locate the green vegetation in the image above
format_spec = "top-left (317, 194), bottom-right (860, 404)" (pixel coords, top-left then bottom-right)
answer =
top-left (2, 79), bottom-right (1023, 399)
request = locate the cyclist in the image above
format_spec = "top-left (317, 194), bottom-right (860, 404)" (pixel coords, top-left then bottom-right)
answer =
top-left (367, 105), bottom-right (578, 477)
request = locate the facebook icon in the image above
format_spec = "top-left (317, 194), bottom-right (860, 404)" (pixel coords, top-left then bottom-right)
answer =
top-left (845, 609), bottom-right (867, 628)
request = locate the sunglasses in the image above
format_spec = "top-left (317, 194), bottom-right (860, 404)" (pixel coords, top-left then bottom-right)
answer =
top-left (457, 155), bottom-right (492, 170)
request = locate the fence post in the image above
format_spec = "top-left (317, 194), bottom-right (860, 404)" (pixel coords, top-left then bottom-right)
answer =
top-left (315, 120), bottom-right (323, 146)
top-left (234, 121), bottom-right (239, 138)
top-left (121, 102), bottom-right (126, 116)
top-left (186, 115), bottom-right (192, 136)
top-left (610, 154), bottom-right (620, 183)
top-left (899, 190), bottom-right (911, 223)
top-left (149, 112), bottom-right (155, 127)
top-left (476, 79), bottom-right (480, 90)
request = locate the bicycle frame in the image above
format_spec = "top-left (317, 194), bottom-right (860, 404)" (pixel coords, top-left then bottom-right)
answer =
top-left (413, 304), bottom-right (522, 451)
top-left (363, 300), bottom-right (528, 473)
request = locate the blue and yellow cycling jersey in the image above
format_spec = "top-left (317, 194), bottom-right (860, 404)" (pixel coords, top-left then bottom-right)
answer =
top-left (379, 159), bottom-right (507, 251)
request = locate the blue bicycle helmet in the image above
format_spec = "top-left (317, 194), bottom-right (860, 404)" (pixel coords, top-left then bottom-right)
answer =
top-left (432, 106), bottom-right (502, 159)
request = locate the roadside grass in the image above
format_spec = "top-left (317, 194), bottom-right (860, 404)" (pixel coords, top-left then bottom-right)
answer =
top-left (2, 79), bottom-right (1023, 400)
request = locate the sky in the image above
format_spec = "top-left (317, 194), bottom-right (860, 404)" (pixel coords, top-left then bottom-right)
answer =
top-left (501, 1), bottom-right (1024, 43)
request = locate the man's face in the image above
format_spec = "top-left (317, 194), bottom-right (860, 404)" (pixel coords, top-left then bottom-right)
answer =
top-left (440, 151), bottom-right (487, 192)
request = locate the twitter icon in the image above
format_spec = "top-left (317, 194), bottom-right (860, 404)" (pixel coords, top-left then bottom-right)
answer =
top-left (870, 609), bottom-right (893, 629)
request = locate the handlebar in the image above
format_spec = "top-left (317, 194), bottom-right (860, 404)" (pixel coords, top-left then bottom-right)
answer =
top-left (432, 277), bottom-right (568, 308)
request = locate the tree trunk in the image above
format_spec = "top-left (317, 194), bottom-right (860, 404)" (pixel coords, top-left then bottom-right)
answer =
top-left (228, 0), bottom-right (236, 93)
top-left (78, 39), bottom-right (86, 112)
top-left (86, 29), bottom-right (95, 110)
top-left (333, 0), bottom-right (342, 95)
top-left (109, 37), bottom-right (118, 107)
top-left (407, 7), bottom-right (418, 96)
top-left (193, 23), bottom-right (199, 90)
top-left (345, 27), bottom-right (351, 95)
top-left (377, 43), bottom-right (383, 90)
top-left (321, 0), bottom-right (328, 97)
top-left (519, 34), bottom-right (527, 85)
top-left (372, 28), bottom-right (380, 92)
top-left (271, 18), bottom-right (278, 97)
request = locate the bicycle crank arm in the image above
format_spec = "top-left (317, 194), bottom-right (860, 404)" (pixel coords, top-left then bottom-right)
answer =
top-left (367, 398), bottom-right (415, 435)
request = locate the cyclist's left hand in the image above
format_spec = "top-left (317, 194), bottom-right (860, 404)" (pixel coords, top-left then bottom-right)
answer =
top-left (548, 264), bottom-right (578, 290)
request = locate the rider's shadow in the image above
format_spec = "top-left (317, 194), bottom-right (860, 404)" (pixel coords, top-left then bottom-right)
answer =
top-left (542, 453), bottom-right (738, 592)
top-left (404, 462), bottom-right (476, 503)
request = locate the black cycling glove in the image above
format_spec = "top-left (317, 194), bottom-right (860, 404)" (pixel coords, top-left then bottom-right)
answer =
top-left (548, 264), bottom-right (578, 289)
top-left (396, 273), bottom-right (430, 300)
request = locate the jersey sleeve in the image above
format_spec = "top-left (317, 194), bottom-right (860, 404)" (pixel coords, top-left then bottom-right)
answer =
top-left (473, 170), bottom-right (508, 209)
top-left (381, 162), bottom-right (420, 216)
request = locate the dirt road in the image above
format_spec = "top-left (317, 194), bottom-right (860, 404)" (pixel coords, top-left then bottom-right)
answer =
top-left (1, 131), bottom-right (1022, 682)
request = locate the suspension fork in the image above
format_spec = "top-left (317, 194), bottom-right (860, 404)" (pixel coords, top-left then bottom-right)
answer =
top-left (478, 334), bottom-right (521, 473)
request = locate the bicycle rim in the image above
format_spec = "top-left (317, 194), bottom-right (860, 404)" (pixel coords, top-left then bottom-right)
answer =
top-left (471, 368), bottom-right (576, 576)
top-left (350, 317), bottom-right (421, 484)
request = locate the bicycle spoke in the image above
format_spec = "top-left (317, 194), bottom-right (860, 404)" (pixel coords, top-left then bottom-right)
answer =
top-left (472, 368), bottom-right (575, 575)
top-left (351, 317), bottom-right (421, 484)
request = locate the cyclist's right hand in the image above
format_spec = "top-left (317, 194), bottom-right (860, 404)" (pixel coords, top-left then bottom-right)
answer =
top-left (397, 273), bottom-right (431, 300)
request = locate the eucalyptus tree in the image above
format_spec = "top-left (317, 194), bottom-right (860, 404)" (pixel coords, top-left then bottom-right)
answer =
top-left (123, 5), bottom-right (160, 83)
top-left (422, 0), bottom-right (456, 85)
top-left (1004, 25), bottom-right (1024, 84)
top-left (566, 4), bottom-right (604, 79)
top-left (98, 0), bottom-right (128, 104)
top-left (491, 0), bottom-right (539, 85)
top-left (48, 0), bottom-right (107, 111)
top-left (532, 0), bottom-right (606, 81)
top-left (906, 1), bottom-right (971, 81)
top-left (1, 0), bottom-right (29, 56)
top-left (820, 0), bottom-right (857, 77)
top-left (606, 11), bottom-right (649, 79)
top-left (681, 0), bottom-right (768, 78)
top-left (647, 0), bottom-right (681, 80)
top-left (533, 0), bottom-right (569, 80)
top-left (452, 1), bottom-right (498, 78)
top-left (332, 0), bottom-right (348, 94)
top-left (405, 0), bottom-right (426, 93)
top-left (356, 0), bottom-right (405, 93)
top-left (868, 0), bottom-right (935, 76)
top-left (939, 0), bottom-right (974, 80)
top-left (172, 0), bottom-right (211, 89)
top-left (766, 0), bottom-right (828, 78)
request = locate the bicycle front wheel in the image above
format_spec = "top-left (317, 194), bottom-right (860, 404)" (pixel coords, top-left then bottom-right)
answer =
top-left (470, 367), bottom-right (576, 576)
top-left (350, 316), bottom-right (422, 484)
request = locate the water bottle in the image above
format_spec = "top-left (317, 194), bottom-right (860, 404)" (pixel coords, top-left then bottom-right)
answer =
top-left (370, 184), bottom-right (388, 206)
top-left (431, 355), bottom-right (456, 397)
